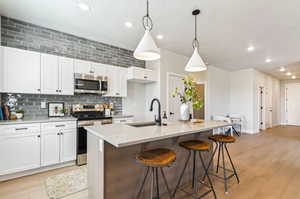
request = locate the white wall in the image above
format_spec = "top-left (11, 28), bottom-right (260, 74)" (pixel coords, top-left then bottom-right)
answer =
top-left (229, 69), bottom-right (255, 133)
top-left (206, 66), bottom-right (230, 119)
top-left (122, 82), bottom-right (147, 120)
top-left (228, 69), bottom-right (280, 134)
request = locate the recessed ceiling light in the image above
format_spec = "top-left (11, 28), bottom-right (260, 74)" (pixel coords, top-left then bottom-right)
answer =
top-left (292, 75), bottom-right (296, 79)
top-left (156, 34), bottom-right (164, 40)
top-left (265, 58), bottom-right (272, 63)
top-left (286, 72), bottom-right (292, 76)
top-left (78, 2), bottom-right (89, 11)
top-left (124, 22), bottom-right (133, 28)
top-left (247, 46), bottom-right (255, 52)
top-left (279, 67), bottom-right (286, 72)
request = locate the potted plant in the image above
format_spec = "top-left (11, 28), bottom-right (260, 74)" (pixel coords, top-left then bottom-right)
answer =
top-left (15, 110), bottom-right (24, 119)
top-left (172, 76), bottom-right (204, 121)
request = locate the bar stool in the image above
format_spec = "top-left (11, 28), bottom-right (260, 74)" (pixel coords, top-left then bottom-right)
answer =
top-left (173, 140), bottom-right (217, 199)
top-left (205, 135), bottom-right (240, 194)
top-left (135, 148), bottom-right (176, 199)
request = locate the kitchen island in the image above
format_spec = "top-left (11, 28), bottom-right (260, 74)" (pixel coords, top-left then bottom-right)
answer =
top-left (85, 120), bottom-right (232, 199)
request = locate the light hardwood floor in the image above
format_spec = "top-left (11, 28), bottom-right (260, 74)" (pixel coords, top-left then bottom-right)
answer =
top-left (1, 125), bottom-right (300, 199)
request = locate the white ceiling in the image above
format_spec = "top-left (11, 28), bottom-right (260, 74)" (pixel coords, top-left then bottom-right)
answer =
top-left (259, 62), bottom-right (300, 80)
top-left (1, 0), bottom-right (300, 73)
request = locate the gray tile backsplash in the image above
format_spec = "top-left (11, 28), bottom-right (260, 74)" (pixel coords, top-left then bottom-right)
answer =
top-left (1, 94), bottom-right (122, 118)
top-left (0, 16), bottom-right (145, 68)
top-left (0, 16), bottom-right (142, 118)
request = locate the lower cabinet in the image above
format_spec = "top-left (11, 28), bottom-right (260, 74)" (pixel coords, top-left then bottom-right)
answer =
top-left (0, 124), bottom-right (41, 176)
top-left (0, 121), bottom-right (77, 176)
top-left (41, 122), bottom-right (77, 167)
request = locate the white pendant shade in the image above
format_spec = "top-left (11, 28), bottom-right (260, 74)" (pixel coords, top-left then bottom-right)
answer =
top-left (134, 30), bottom-right (160, 61)
top-left (185, 47), bottom-right (207, 72)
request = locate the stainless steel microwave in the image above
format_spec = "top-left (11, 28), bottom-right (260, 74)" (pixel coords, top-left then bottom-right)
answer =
top-left (74, 73), bottom-right (108, 94)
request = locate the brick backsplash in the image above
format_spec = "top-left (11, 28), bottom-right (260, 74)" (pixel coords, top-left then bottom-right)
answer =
top-left (0, 16), bottom-right (145, 68)
top-left (0, 16), bottom-right (143, 118)
top-left (1, 94), bottom-right (122, 118)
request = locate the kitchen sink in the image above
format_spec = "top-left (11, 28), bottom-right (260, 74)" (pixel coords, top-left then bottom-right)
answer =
top-left (127, 121), bottom-right (157, 128)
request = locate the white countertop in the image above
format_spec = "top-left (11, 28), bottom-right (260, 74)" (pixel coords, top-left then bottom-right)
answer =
top-left (112, 114), bottom-right (134, 119)
top-left (85, 120), bottom-right (232, 148)
top-left (0, 117), bottom-right (77, 125)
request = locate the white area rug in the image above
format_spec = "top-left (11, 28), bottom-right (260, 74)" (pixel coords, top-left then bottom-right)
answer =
top-left (45, 166), bottom-right (88, 199)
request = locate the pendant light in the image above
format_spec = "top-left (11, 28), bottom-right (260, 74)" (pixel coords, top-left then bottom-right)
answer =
top-left (134, 0), bottom-right (160, 61)
top-left (185, 9), bottom-right (207, 72)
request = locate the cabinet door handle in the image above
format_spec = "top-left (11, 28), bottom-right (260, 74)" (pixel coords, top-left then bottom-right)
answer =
top-left (37, 135), bottom-right (41, 138)
top-left (116, 93), bottom-right (120, 95)
top-left (55, 125), bottom-right (66, 127)
top-left (37, 89), bottom-right (41, 92)
top-left (57, 133), bottom-right (60, 135)
top-left (15, 128), bottom-right (28, 131)
top-left (61, 132), bottom-right (64, 135)
top-left (144, 76), bottom-right (148, 79)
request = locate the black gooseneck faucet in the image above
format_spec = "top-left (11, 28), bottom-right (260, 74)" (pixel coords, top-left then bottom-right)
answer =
top-left (149, 98), bottom-right (161, 126)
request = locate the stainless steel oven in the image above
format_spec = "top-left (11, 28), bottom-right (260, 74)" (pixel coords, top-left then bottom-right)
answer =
top-left (72, 104), bottom-right (112, 166)
top-left (74, 73), bottom-right (108, 94)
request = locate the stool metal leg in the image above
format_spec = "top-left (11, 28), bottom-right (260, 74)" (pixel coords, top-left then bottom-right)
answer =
top-left (221, 143), bottom-right (228, 193)
top-left (192, 151), bottom-right (196, 189)
top-left (173, 151), bottom-right (191, 197)
top-left (199, 152), bottom-right (217, 199)
top-left (224, 144), bottom-right (240, 184)
top-left (202, 142), bottom-right (218, 182)
top-left (155, 168), bottom-right (160, 199)
top-left (151, 168), bottom-right (155, 199)
top-left (136, 167), bottom-right (150, 199)
top-left (216, 143), bottom-right (221, 173)
top-left (160, 168), bottom-right (172, 199)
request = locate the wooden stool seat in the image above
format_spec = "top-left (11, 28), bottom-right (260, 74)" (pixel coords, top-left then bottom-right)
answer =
top-left (136, 148), bottom-right (176, 167)
top-left (209, 135), bottom-right (236, 143)
top-left (179, 140), bottom-right (210, 151)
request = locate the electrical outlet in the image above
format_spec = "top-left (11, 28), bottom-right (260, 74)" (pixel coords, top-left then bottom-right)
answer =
top-left (41, 101), bottom-right (47, 109)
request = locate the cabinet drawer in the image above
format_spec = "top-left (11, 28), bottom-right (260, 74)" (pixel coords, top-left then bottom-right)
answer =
top-left (0, 123), bottom-right (40, 136)
top-left (41, 121), bottom-right (77, 131)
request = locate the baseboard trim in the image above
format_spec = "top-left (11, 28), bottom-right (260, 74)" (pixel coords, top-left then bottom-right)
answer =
top-left (0, 161), bottom-right (76, 182)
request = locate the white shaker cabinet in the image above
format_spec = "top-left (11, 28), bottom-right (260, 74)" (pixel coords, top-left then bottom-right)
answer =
top-left (127, 66), bottom-right (157, 83)
top-left (74, 59), bottom-right (94, 74)
top-left (41, 122), bottom-right (76, 167)
top-left (59, 57), bottom-right (74, 95)
top-left (105, 66), bottom-right (127, 97)
top-left (41, 54), bottom-right (74, 95)
top-left (2, 47), bottom-right (41, 94)
top-left (0, 124), bottom-right (41, 176)
top-left (60, 128), bottom-right (77, 162)
top-left (41, 54), bottom-right (60, 94)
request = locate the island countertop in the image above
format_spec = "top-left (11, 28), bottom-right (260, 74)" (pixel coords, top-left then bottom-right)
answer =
top-left (85, 120), bottom-right (232, 148)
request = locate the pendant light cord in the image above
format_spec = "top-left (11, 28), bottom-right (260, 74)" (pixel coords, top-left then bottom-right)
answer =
top-left (143, 0), bottom-right (153, 31)
top-left (193, 12), bottom-right (199, 49)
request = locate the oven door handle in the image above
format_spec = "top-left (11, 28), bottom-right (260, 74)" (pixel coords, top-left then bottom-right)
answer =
top-left (75, 83), bottom-right (85, 86)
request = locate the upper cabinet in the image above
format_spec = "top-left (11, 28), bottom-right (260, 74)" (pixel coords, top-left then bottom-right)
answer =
top-left (2, 47), bottom-right (41, 94)
top-left (105, 66), bottom-right (127, 97)
top-left (59, 57), bottom-right (74, 95)
top-left (41, 54), bottom-right (74, 95)
top-left (127, 66), bottom-right (157, 83)
top-left (74, 59), bottom-right (94, 74)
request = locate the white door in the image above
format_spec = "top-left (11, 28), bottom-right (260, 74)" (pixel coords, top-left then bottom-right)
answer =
top-left (3, 47), bottom-right (41, 94)
top-left (168, 74), bottom-right (184, 121)
top-left (74, 59), bottom-right (92, 74)
top-left (0, 133), bottom-right (41, 175)
top-left (41, 54), bottom-right (59, 95)
top-left (60, 129), bottom-right (77, 162)
top-left (286, 84), bottom-right (300, 125)
top-left (41, 130), bottom-right (60, 166)
top-left (59, 57), bottom-right (74, 95)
